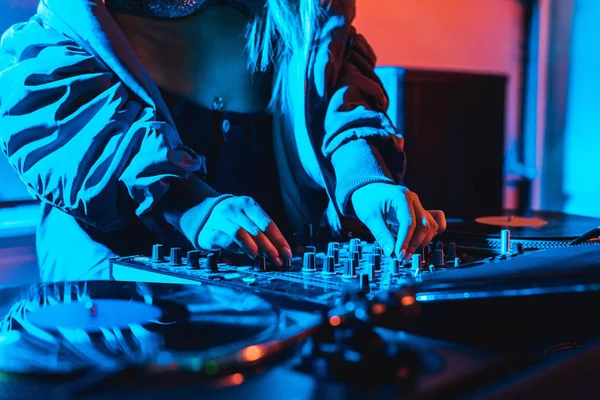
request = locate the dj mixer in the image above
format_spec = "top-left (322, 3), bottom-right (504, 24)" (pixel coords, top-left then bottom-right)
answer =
top-left (111, 235), bottom-right (502, 309)
top-left (3, 212), bottom-right (600, 399)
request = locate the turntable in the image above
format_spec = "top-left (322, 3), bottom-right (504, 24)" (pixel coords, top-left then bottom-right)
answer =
top-left (0, 281), bottom-right (522, 400)
top-left (441, 210), bottom-right (600, 252)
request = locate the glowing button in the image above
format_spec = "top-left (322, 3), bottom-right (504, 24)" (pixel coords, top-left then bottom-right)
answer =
top-left (241, 345), bottom-right (264, 362)
top-left (400, 296), bottom-right (416, 306)
top-left (329, 315), bottom-right (342, 326)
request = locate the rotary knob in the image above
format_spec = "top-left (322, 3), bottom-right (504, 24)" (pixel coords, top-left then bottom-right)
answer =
top-left (206, 253), bottom-right (218, 272)
top-left (152, 244), bottom-right (165, 262)
top-left (411, 253), bottom-right (422, 271)
top-left (373, 242), bottom-right (384, 256)
top-left (322, 256), bottom-right (336, 275)
top-left (432, 249), bottom-right (445, 266)
top-left (328, 246), bottom-right (340, 265)
top-left (302, 252), bottom-right (317, 272)
top-left (359, 273), bottom-right (371, 293)
top-left (366, 263), bottom-right (377, 282)
top-left (350, 251), bottom-right (359, 269)
top-left (447, 242), bottom-right (457, 260)
top-left (169, 247), bottom-right (182, 266)
top-left (349, 238), bottom-right (363, 259)
top-left (186, 250), bottom-right (201, 269)
top-left (327, 242), bottom-right (341, 253)
top-left (282, 257), bottom-right (292, 271)
top-left (388, 258), bottom-right (401, 275)
top-left (370, 253), bottom-right (381, 271)
top-left (305, 246), bottom-right (317, 254)
top-left (342, 259), bottom-right (357, 279)
top-left (254, 255), bottom-right (267, 271)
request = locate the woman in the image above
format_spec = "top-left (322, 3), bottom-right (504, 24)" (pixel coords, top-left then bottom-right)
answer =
top-left (0, 0), bottom-right (445, 281)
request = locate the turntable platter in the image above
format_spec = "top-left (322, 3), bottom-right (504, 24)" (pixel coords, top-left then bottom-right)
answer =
top-left (447, 210), bottom-right (600, 239)
top-left (0, 281), bottom-right (320, 376)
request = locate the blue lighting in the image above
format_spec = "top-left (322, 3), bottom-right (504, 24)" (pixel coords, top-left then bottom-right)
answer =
top-left (416, 283), bottom-right (600, 302)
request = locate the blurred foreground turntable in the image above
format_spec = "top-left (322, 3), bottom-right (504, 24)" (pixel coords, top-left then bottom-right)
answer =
top-left (0, 281), bottom-right (518, 400)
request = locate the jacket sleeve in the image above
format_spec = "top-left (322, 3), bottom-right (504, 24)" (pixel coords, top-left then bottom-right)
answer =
top-left (313, 1), bottom-right (406, 214)
top-left (0, 16), bottom-right (219, 235)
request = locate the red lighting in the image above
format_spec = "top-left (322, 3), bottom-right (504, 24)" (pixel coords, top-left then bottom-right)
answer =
top-left (371, 303), bottom-right (386, 315)
top-left (401, 296), bottom-right (416, 306)
top-left (241, 345), bottom-right (264, 362)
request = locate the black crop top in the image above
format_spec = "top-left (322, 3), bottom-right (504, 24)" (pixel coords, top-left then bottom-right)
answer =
top-left (105, 0), bottom-right (256, 19)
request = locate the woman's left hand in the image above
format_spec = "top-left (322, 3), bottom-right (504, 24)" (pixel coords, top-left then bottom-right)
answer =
top-left (350, 183), bottom-right (447, 261)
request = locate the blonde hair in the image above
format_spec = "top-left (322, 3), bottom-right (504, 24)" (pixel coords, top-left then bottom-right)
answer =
top-left (245, 0), bottom-right (325, 114)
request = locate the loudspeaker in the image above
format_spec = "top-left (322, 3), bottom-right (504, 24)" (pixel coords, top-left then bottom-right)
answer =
top-left (376, 67), bottom-right (507, 218)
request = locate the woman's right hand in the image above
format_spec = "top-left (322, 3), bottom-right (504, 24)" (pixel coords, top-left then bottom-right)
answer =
top-left (198, 196), bottom-right (292, 267)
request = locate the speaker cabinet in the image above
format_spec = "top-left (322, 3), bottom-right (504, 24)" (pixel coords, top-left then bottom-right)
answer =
top-left (376, 67), bottom-right (507, 218)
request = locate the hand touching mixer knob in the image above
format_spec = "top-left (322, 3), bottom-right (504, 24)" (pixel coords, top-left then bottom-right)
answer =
top-left (254, 255), bottom-right (267, 271)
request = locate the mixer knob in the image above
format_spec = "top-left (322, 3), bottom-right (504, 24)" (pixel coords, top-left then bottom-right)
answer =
top-left (254, 255), bottom-right (267, 271)
top-left (370, 253), bottom-right (381, 271)
top-left (328, 246), bottom-right (340, 265)
top-left (432, 249), bottom-right (445, 266)
top-left (359, 273), bottom-right (371, 293)
top-left (422, 244), bottom-right (430, 260)
top-left (169, 247), bottom-right (182, 265)
top-left (186, 250), bottom-right (201, 269)
top-left (302, 252), bottom-right (317, 272)
top-left (373, 242), bottom-right (384, 256)
top-left (411, 253), bottom-right (422, 271)
top-left (342, 259), bottom-right (357, 279)
top-left (514, 242), bottom-right (524, 254)
top-left (501, 229), bottom-right (511, 255)
top-left (327, 242), bottom-right (340, 253)
top-left (435, 241), bottom-right (444, 251)
top-left (152, 244), bottom-right (165, 262)
top-left (429, 264), bottom-right (436, 273)
top-left (366, 263), bottom-right (377, 282)
top-left (447, 242), bottom-right (457, 260)
top-left (322, 256), bottom-right (336, 275)
top-left (283, 257), bottom-right (292, 271)
top-left (454, 257), bottom-right (461, 267)
top-left (349, 238), bottom-right (363, 259)
top-left (388, 258), bottom-right (401, 275)
top-left (305, 246), bottom-right (317, 254)
top-left (352, 251), bottom-right (361, 270)
top-left (206, 253), bottom-right (218, 272)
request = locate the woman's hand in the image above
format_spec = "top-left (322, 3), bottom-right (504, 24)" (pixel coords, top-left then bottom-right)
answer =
top-left (198, 196), bottom-right (292, 267)
top-left (351, 183), bottom-right (446, 261)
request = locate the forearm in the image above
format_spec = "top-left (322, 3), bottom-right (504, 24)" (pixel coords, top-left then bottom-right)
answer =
top-left (159, 175), bottom-right (234, 248)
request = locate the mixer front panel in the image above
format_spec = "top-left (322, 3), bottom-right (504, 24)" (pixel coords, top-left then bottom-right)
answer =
top-left (110, 238), bottom-right (520, 307)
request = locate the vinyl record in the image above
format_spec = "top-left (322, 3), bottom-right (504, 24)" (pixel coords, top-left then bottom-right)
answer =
top-left (446, 210), bottom-right (600, 240)
top-left (0, 281), bottom-right (321, 378)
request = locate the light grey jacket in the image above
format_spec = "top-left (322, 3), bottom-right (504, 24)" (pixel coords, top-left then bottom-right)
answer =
top-left (0, 0), bottom-right (406, 280)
